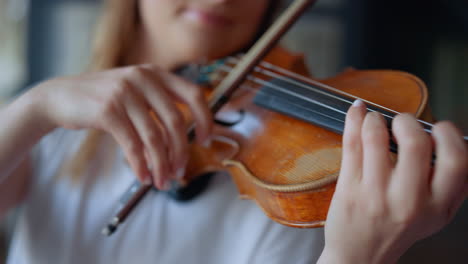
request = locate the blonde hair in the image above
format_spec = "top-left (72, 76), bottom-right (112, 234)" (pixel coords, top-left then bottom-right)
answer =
top-left (65, 0), bottom-right (282, 181)
top-left (64, 0), bottom-right (140, 181)
top-left (90, 0), bottom-right (139, 70)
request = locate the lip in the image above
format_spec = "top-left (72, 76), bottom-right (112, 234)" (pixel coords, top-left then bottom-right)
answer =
top-left (182, 8), bottom-right (233, 27)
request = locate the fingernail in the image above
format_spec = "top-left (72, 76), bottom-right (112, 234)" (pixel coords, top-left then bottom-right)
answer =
top-left (352, 99), bottom-right (364, 107)
top-left (163, 180), bottom-right (172, 191)
top-left (176, 167), bottom-right (186, 180)
top-left (143, 176), bottom-right (153, 186)
top-left (202, 137), bottom-right (212, 148)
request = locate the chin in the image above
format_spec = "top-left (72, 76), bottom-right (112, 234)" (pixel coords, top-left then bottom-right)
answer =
top-left (177, 43), bottom-right (236, 64)
top-left (175, 31), bottom-right (246, 62)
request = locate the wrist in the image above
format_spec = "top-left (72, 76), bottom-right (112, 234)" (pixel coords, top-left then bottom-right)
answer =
top-left (16, 88), bottom-right (57, 137)
top-left (317, 246), bottom-right (399, 264)
top-left (317, 246), bottom-right (376, 264)
top-left (317, 247), bottom-right (359, 264)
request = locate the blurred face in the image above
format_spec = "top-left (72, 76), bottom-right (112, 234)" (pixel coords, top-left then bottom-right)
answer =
top-left (138, 0), bottom-right (270, 68)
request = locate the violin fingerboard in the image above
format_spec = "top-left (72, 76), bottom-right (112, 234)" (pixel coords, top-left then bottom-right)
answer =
top-left (254, 78), bottom-right (399, 153)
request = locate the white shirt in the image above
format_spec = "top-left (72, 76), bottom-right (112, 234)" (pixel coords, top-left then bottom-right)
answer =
top-left (7, 129), bottom-right (325, 264)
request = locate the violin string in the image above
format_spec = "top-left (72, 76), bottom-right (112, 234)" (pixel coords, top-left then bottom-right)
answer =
top-left (234, 72), bottom-right (468, 144)
top-left (226, 56), bottom-right (358, 107)
top-left (255, 62), bottom-right (455, 135)
top-left (216, 64), bottom-right (435, 135)
top-left (229, 55), bottom-right (436, 129)
top-left (226, 58), bottom-right (355, 113)
top-left (246, 76), bottom-right (349, 125)
top-left (255, 56), bottom-right (444, 130)
top-left (229, 75), bottom-right (349, 126)
top-left (223, 58), bottom-right (401, 123)
top-left (225, 55), bottom-right (436, 129)
top-left (249, 73), bottom-right (467, 142)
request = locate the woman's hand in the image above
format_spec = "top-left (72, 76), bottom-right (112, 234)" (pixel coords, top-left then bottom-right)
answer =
top-left (318, 100), bottom-right (468, 264)
top-left (29, 65), bottom-right (212, 189)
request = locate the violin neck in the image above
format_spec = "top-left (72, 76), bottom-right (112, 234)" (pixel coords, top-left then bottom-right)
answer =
top-left (254, 77), bottom-right (438, 156)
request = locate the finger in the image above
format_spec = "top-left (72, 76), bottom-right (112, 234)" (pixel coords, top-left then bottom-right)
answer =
top-left (338, 99), bottom-right (367, 189)
top-left (431, 121), bottom-right (468, 210)
top-left (447, 181), bottom-right (468, 223)
top-left (124, 91), bottom-right (172, 190)
top-left (144, 65), bottom-right (213, 145)
top-left (128, 68), bottom-right (189, 178)
top-left (361, 111), bottom-right (392, 190)
top-left (392, 114), bottom-right (432, 197)
top-left (100, 101), bottom-right (150, 184)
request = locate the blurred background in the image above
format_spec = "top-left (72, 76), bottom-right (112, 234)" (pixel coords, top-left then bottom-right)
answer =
top-left (0, 0), bottom-right (467, 263)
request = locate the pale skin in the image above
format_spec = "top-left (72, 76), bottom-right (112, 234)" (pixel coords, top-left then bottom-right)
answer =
top-left (318, 101), bottom-right (468, 263)
top-left (0, 0), bottom-right (467, 263)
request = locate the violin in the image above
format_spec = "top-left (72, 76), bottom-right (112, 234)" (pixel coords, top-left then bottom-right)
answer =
top-left (102, 0), bottom-right (467, 235)
top-left (184, 45), bottom-right (433, 228)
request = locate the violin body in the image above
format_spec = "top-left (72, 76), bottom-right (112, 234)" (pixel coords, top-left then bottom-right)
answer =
top-left (184, 47), bottom-right (430, 228)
